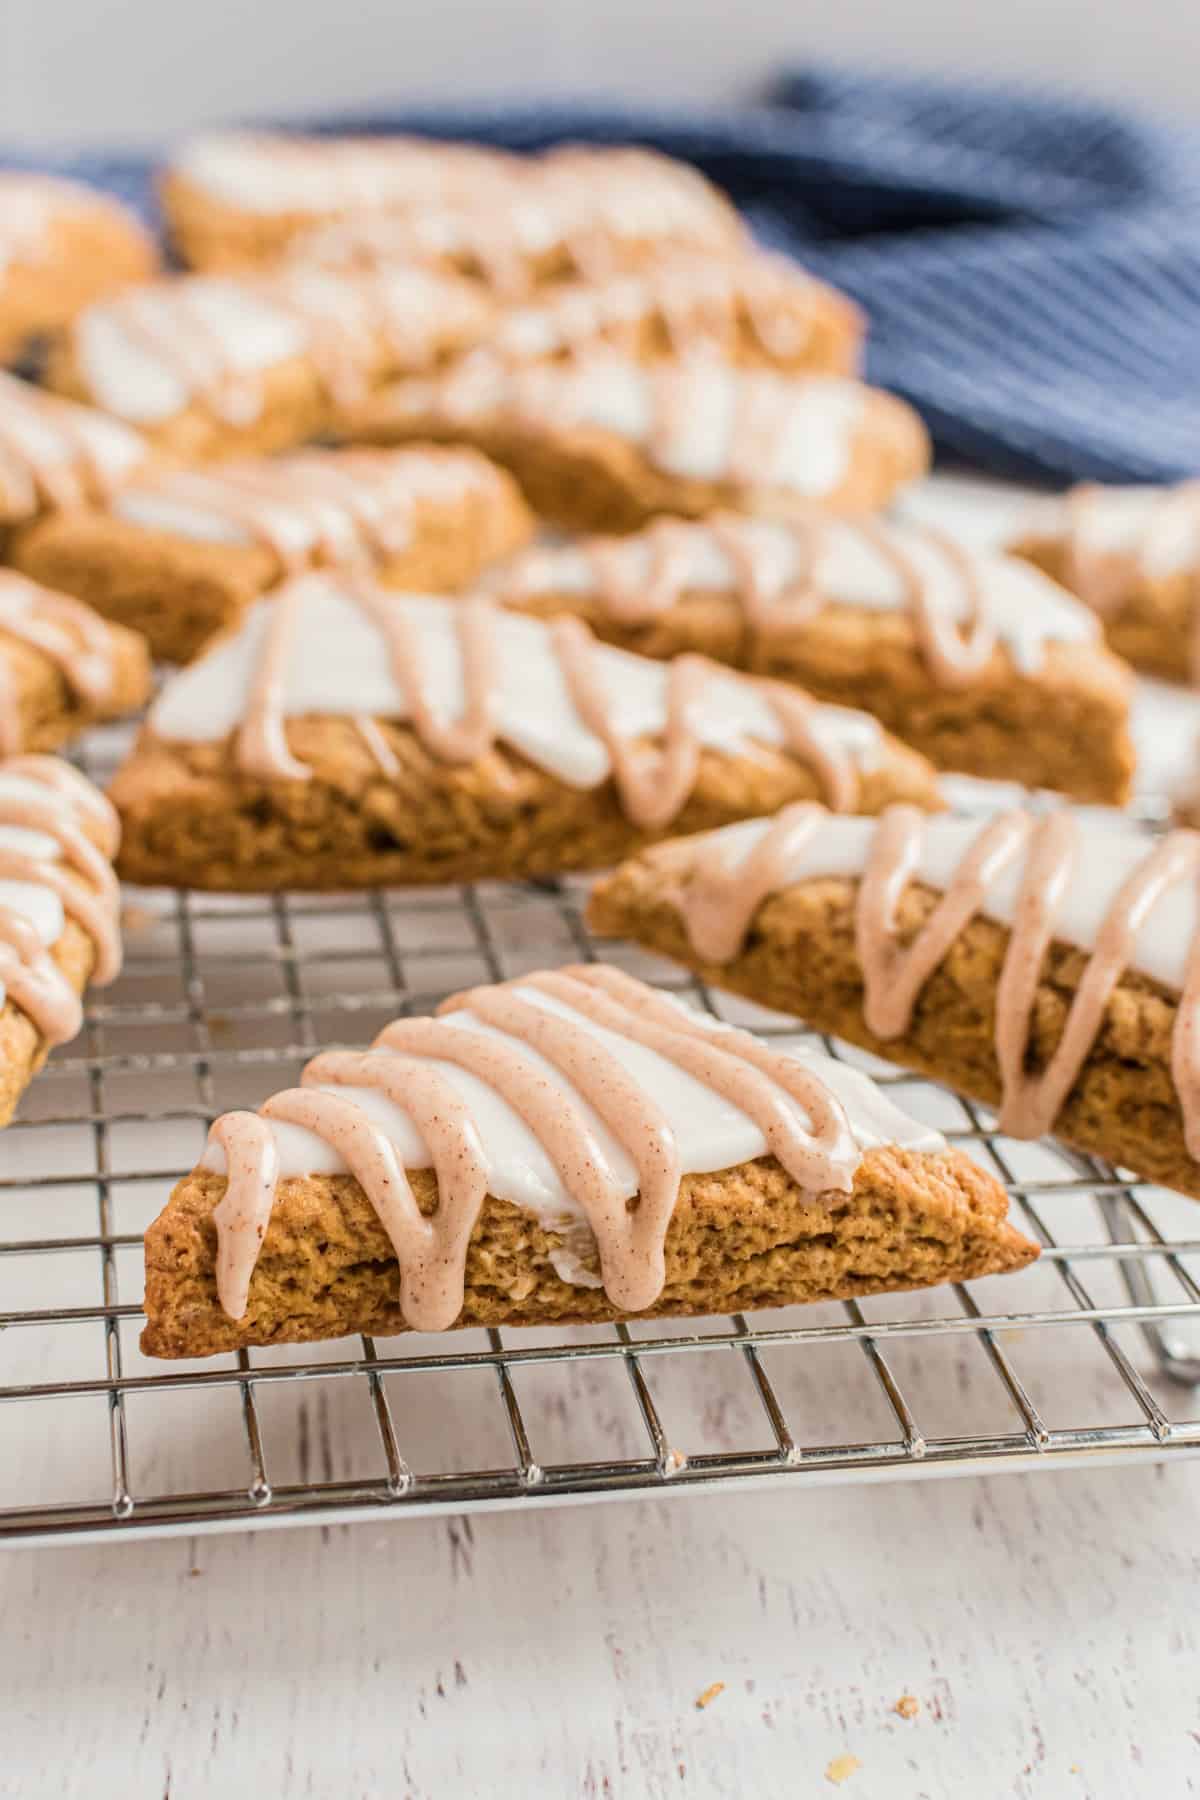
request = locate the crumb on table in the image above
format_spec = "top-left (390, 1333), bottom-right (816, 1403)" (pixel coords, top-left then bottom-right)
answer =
top-left (694, 1681), bottom-right (725, 1710)
top-left (894, 1693), bottom-right (920, 1720)
top-left (825, 1753), bottom-right (861, 1786)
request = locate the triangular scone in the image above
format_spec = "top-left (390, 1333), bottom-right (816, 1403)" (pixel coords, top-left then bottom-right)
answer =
top-left (162, 133), bottom-right (745, 277)
top-left (107, 576), bottom-right (942, 892)
top-left (0, 172), bottom-right (156, 362)
top-left (12, 445), bottom-right (533, 663)
top-left (44, 266), bottom-right (497, 462)
top-left (1011, 481), bottom-right (1200, 685)
top-left (340, 351), bottom-right (930, 531)
top-left (482, 512), bottom-right (1135, 804)
top-left (590, 805), bottom-right (1200, 1198)
top-left (0, 371), bottom-right (148, 531)
top-left (140, 965), bottom-right (1037, 1357)
top-left (0, 756), bottom-right (123, 1127)
top-left (0, 570), bottom-right (150, 752)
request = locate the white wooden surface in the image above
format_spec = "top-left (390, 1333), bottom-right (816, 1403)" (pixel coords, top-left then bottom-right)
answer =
top-left (2, 1463), bottom-right (1199, 1797)
top-left (4, 472), bottom-right (1200, 1796)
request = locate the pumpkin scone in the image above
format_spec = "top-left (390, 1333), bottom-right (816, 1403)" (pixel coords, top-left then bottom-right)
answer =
top-left (0, 569), bottom-right (150, 753)
top-left (342, 350), bottom-right (930, 530)
top-left (44, 265), bottom-right (496, 461)
top-left (10, 444), bottom-right (533, 663)
top-left (482, 511), bottom-right (1135, 803)
top-left (107, 575), bottom-right (941, 892)
top-left (0, 370), bottom-right (148, 534)
top-left (139, 963), bottom-right (1037, 1356)
top-left (1011, 481), bottom-right (1200, 685)
top-left (0, 755), bottom-right (123, 1126)
top-left (0, 173), bottom-right (156, 364)
top-left (589, 804), bottom-right (1200, 1198)
top-left (163, 132), bottom-right (745, 278)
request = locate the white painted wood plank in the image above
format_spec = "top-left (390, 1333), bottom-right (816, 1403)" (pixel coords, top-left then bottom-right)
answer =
top-left (2, 1462), bottom-right (1199, 1798)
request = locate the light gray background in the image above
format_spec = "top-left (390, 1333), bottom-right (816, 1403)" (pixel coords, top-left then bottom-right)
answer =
top-left (2, 0), bottom-right (1197, 146)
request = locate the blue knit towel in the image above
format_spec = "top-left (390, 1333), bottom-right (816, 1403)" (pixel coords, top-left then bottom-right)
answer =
top-left (8, 64), bottom-right (1200, 485)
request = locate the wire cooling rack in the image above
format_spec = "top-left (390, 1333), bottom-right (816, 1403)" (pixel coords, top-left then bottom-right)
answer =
top-left (3, 724), bottom-right (1200, 1548)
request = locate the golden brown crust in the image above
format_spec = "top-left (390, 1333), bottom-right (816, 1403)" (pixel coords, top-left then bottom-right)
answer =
top-left (1013, 531), bottom-right (1197, 686)
top-left (497, 584), bottom-right (1135, 804)
top-left (588, 854), bottom-right (1200, 1199)
top-left (340, 384), bottom-right (930, 531)
top-left (140, 1146), bottom-right (1038, 1357)
top-left (0, 610), bottom-right (151, 750)
top-left (8, 453), bottom-right (535, 663)
top-left (108, 712), bottom-right (942, 892)
top-left (0, 190), bottom-right (157, 363)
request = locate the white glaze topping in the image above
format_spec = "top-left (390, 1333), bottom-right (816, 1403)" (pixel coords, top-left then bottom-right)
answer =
top-left (390, 352), bottom-right (870, 496)
top-left (0, 372), bottom-right (144, 521)
top-left (148, 577), bottom-right (884, 795)
top-left (200, 974), bottom-right (944, 1290)
top-left (490, 513), bottom-right (1098, 674)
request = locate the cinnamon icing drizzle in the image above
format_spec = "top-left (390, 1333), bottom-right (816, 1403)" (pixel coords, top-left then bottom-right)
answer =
top-left (0, 755), bottom-right (121, 1048)
top-left (225, 582), bottom-right (867, 822)
top-left (0, 572), bottom-right (120, 755)
top-left (1063, 481), bottom-right (1200, 679)
top-left (660, 802), bottom-right (1200, 1151)
top-left (494, 513), bottom-right (1010, 688)
top-left (207, 964), bottom-right (863, 1328)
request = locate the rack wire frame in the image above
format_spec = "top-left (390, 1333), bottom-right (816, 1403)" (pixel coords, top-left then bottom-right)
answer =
top-left (3, 726), bottom-right (1200, 1547)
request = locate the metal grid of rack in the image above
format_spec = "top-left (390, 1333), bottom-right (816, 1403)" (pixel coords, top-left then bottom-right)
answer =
top-left (3, 722), bottom-right (1200, 1546)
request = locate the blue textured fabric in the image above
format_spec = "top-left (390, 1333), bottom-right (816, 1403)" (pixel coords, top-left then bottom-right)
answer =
top-left (7, 66), bottom-right (1200, 485)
